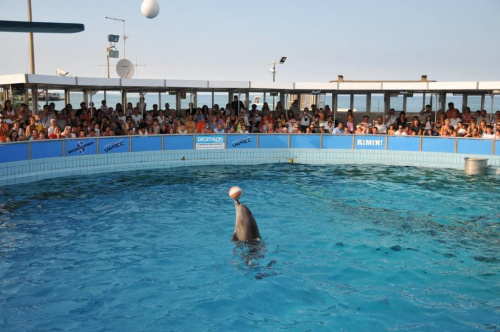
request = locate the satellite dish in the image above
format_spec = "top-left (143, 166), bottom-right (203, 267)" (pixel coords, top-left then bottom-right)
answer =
top-left (141, 0), bottom-right (160, 19)
top-left (116, 59), bottom-right (135, 79)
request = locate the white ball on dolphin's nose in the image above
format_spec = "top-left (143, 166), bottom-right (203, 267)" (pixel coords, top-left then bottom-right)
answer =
top-left (229, 186), bottom-right (242, 200)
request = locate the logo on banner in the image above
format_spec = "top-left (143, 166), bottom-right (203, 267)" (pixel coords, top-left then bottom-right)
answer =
top-left (356, 139), bottom-right (384, 146)
top-left (68, 141), bottom-right (95, 155)
top-left (232, 136), bottom-right (252, 148)
top-left (196, 135), bottom-right (225, 149)
top-left (104, 139), bottom-right (125, 153)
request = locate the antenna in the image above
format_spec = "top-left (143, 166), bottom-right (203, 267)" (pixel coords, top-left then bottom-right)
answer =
top-left (105, 16), bottom-right (128, 58)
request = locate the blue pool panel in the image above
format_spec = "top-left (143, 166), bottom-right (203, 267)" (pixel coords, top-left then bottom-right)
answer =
top-left (388, 136), bottom-right (419, 151)
top-left (31, 141), bottom-right (63, 160)
top-left (132, 136), bottom-right (162, 152)
top-left (457, 138), bottom-right (492, 155)
top-left (422, 137), bottom-right (455, 153)
top-left (291, 135), bottom-right (320, 148)
top-left (0, 143), bottom-right (28, 162)
top-left (164, 135), bottom-right (193, 150)
top-left (259, 135), bottom-right (288, 148)
top-left (323, 135), bottom-right (352, 149)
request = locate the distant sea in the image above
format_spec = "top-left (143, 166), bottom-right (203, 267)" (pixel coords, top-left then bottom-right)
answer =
top-left (48, 92), bottom-right (499, 114)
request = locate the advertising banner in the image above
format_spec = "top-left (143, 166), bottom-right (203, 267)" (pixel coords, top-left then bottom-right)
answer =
top-left (195, 135), bottom-right (225, 149)
top-left (66, 139), bottom-right (97, 156)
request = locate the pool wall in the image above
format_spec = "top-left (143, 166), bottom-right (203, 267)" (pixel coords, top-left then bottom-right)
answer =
top-left (1, 134), bottom-right (500, 185)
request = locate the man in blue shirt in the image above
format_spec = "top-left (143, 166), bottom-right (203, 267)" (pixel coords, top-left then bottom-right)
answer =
top-left (332, 122), bottom-right (345, 134)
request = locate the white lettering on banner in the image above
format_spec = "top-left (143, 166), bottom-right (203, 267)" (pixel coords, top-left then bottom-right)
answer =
top-left (197, 136), bottom-right (223, 142)
top-left (357, 139), bottom-right (384, 146)
top-left (196, 135), bottom-right (225, 149)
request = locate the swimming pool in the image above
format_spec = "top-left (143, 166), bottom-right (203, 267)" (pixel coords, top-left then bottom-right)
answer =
top-left (0, 164), bottom-right (499, 331)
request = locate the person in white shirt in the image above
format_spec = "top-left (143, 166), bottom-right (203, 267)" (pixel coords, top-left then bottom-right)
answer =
top-left (482, 125), bottom-right (495, 139)
top-left (394, 125), bottom-right (407, 136)
top-left (385, 108), bottom-right (397, 127)
top-left (374, 116), bottom-right (387, 134)
top-left (448, 110), bottom-right (462, 128)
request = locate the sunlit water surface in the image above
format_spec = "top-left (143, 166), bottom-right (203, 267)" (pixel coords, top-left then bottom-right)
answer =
top-left (0, 164), bottom-right (499, 331)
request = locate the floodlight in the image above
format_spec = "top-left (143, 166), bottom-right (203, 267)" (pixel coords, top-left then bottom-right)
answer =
top-left (108, 34), bottom-right (119, 42)
top-left (108, 49), bottom-right (119, 58)
top-left (279, 56), bottom-right (287, 64)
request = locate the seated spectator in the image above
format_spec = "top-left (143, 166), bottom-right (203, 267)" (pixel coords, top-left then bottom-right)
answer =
top-left (371, 127), bottom-right (379, 135)
top-left (203, 123), bottom-right (213, 133)
top-left (394, 125), bottom-right (407, 136)
top-left (462, 107), bottom-right (472, 124)
top-left (449, 110), bottom-right (462, 128)
top-left (0, 118), bottom-right (8, 142)
top-left (385, 108), bottom-right (397, 127)
top-left (291, 123), bottom-right (301, 133)
top-left (49, 127), bottom-right (63, 139)
top-left (422, 115), bottom-right (434, 136)
top-left (346, 111), bottom-right (355, 132)
top-left (395, 111), bottom-right (407, 129)
top-left (495, 129), bottom-right (500, 140)
top-left (374, 116), bottom-right (387, 134)
top-left (61, 126), bottom-right (75, 138)
top-left (213, 123), bottom-right (224, 134)
top-left (137, 123), bottom-right (148, 136)
top-left (9, 121), bottom-right (25, 139)
top-left (238, 125), bottom-right (249, 134)
top-left (482, 125), bottom-right (495, 139)
top-left (409, 117), bottom-right (422, 135)
top-left (6, 130), bottom-right (21, 142)
top-left (456, 123), bottom-right (467, 137)
top-left (323, 116), bottom-right (334, 133)
top-left (387, 124), bottom-right (396, 135)
top-left (419, 104), bottom-right (434, 121)
top-left (332, 122), bottom-right (345, 134)
top-left (355, 123), bottom-right (366, 134)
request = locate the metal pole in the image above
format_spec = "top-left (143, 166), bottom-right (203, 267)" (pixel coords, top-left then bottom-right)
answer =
top-left (106, 49), bottom-right (110, 78)
top-left (27, 0), bottom-right (35, 74)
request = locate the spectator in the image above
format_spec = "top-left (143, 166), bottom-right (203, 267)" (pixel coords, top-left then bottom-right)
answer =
top-left (332, 122), bottom-right (345, 134)
top-left (482, 125), bottom-right (495, 139)
top-left (385, 108), bottom-right (397, 127)
top-left (374, 116), bottom-right (387, 134)
top-left (2, 100), bottom-right (17, 126)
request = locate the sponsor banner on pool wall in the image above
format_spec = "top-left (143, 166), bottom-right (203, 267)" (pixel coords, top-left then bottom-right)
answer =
top-left (196, 135), bottom-right (225, 149)
top-left (99, 137), bottom-right (130, 154)
top-left (66, 139), bottom-right (97, 156)
top-left (355, 135), bottom-right (386, 150)
top-left (228, 135), bottom-right (257, 149)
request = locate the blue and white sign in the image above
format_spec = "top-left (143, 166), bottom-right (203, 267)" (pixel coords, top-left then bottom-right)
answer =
top-left (229, 135), bottom-right (256, 149)
top-left (354, 135), bottom-right (386, 150)
top-left (99, 137), bottom-right (130, 154)
top-left (196, 135), bottom-right (225, 149)
top-left (66, 139), bottom-right (97, 156)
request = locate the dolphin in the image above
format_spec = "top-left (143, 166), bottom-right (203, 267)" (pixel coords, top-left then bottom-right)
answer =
top-left (232, 200), bottom-right (261, 242)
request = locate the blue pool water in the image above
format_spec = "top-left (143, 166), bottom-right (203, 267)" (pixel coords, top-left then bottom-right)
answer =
top-left (0, 164), bottom-right (499, 331)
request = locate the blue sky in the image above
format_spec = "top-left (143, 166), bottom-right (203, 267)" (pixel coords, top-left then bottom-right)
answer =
top-left (1, 0), bottom-right (499, 82)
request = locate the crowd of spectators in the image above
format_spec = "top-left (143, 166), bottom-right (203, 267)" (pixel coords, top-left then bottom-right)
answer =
top-left (1, 97), bottom-right (500, 143)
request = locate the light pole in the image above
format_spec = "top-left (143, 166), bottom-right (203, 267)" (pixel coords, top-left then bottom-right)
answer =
top-left (27, 0), bottom-right (35, 74)
top-left (106, 34), bottom-right (119, 78)
top-left (105, 17), bottom-right (127, 58)
top-left (269, 56), bottom-right (287, 82)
